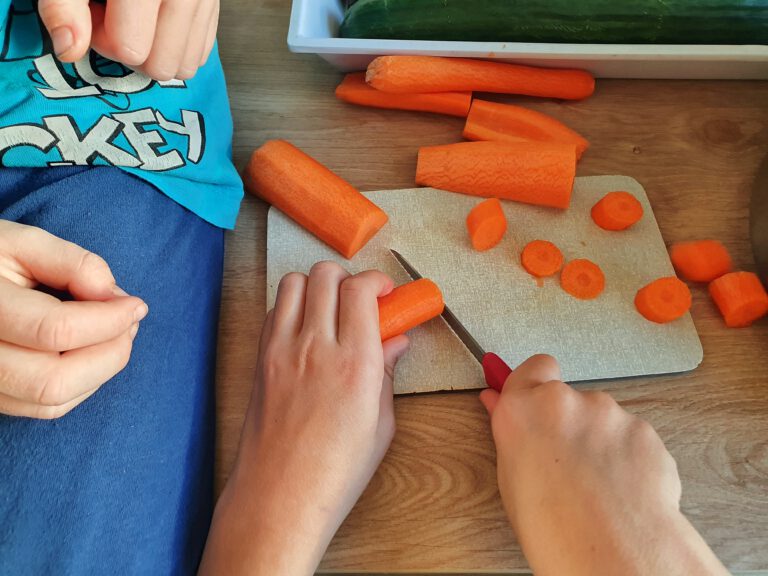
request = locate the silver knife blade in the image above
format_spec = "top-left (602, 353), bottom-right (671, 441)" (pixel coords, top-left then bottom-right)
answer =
top-left (389, 249), bottom-right (486, 364)
top-left (751, 154), bottom-right (768, 287)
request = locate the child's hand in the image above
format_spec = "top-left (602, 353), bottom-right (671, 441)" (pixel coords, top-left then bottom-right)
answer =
top-left (480, 355), bottom-right (729, 576)
top-left (200, 262), bottom-right (410, 576)
top-left (37, 0), bottom-right (219, 80)
top-left (0, 220), bottom-right (147, 419)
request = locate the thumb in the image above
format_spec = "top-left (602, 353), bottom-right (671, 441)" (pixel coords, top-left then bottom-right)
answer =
top-left (479, 388), bottom-right (500, 416)
top-left (38, 0), bottom-right (92, 62)
top-left (382, 334), bottom-right (410, 390)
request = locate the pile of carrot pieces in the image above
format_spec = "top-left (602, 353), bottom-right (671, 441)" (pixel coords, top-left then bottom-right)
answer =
top-left (243, 54), bottom-right (766, 337)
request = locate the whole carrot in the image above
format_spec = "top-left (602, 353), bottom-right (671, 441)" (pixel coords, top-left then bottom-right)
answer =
top-left (244, 140), bottom-right (388, 259)
top-left (336, 72), bottom-right (472, 117)
top-left (367, 56), bottom-right (595, 100)
top-left (416, 141), bottom-right (576, 209)
top-left (379, 278), bottom-right (445, 341)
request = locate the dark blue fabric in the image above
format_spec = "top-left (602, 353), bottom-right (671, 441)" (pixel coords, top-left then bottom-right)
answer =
top-left (0, 166), bottom-right (224, 575)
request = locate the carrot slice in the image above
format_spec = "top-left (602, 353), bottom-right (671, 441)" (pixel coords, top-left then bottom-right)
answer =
top-left (670, 240), bottom-right (732, 283)
top-left (463, 99), bottom-right (589, 160)
top-left (366, 56), bottom-right (595, 100)
top-left (521, 240), bottom-right (564, 278)
top-left (591, 191), bottom-right (644, 231)
top-left (708, 271), bottom-right (768, 328)
top-left (336, 72), bottom-right (472, 117)
top-left (634, 277), bottom-right (692, 324)
top-left (560, 259), bottom-right (605, 300)
top-left (244, 140), bottom-right (388, 260)
top-left (379, 278), bottom-right (445, 341)
top-left (416, 141), bottom-right (576, 209)
top-left (466, 198), bottom-right (507, 251)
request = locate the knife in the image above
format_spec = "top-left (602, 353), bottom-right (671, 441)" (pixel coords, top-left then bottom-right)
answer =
top-left (751, 154), bottom-right (768, 287)
top-left (389, 249), bottom-right (513, 392)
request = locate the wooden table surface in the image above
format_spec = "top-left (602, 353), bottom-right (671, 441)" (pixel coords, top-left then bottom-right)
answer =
top-left (216, 2), bottom-right (768, 573)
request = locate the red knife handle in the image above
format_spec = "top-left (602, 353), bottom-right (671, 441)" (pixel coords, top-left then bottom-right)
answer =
top-left (482, 352), bottom-right (513, 392)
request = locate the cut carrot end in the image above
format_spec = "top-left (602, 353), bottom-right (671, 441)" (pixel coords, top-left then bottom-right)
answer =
top-left (560, 259), bottom-right (605, 300)
top-left (635, 277), bottom-right (692, 324)
top-left (466, 198), bottom-right (507, 251)
top-left (708, 271), bottom-right (768, 328)
top-left (670, 240), bottom-right (733, 283)
top-left (591, 191), bottom-right (644, 231)
top-left (378, 278), bottom-right (445, 341)
top-left (521, 240), bottom-right (564, 278)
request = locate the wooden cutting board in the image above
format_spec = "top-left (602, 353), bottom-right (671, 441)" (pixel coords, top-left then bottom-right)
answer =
top-left (266, 176), bottom-right (703, 394)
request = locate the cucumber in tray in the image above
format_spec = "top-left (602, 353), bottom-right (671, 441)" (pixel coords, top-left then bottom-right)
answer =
top-left (339, 0), bottom-right (768, 45)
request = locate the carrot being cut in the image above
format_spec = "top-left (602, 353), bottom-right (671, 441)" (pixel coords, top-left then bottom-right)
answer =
top-left (416, 141), bottom-right (576, 209)
top-left (708, 271), bottom-right (768, 328)
top-left (521, 240), bottom-right (564, 278)
top-left (335, 72), bottom-right (472, 117)
top-left (670, 240), bottom-right (732, 283)
top-left (463, 99), bottom-right (590, 160)
top-left (560, 259), bottom-right (605, 300)
top-left (244, 140), bottom-right (388, 259)
top-left (591, 191), bottom-right (644, 231)
top-left (378, 278), bottom-right (445, 341)
top-left (634, 277), bottom-right (692, 324)
top-left (366, 56), bottom-right (595, 100)
top-left (466, 198), bottom-right (507, 251)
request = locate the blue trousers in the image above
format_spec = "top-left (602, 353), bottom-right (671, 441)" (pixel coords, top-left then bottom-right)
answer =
top-left (0, 167), bottom-right (224, 575)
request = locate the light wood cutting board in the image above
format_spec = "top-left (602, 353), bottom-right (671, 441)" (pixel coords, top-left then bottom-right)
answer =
top-left (267, 176), bottom-right (703, 394)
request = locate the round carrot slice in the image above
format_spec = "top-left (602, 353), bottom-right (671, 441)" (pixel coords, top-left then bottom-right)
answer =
top-left (466, 198), bottom-right (507, 251)
top-left (708, 271), bottom-right (768, 328)
top-left (560, 259), bottom-right (605, 300)
top-left (670, 240), bottom-right (732, 283)
top-left (521, 240), bottom-right (564, 278)
top-left (635, 277), bottom-right (692, 323)
top-left (591, 191), bottom-right (644, 231)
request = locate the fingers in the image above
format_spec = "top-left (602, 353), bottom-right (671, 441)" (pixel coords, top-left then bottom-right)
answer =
top-left (0, 387), bottom-right (98, 419)
top-left (375, 335), bottom-right (409, 457)
top-left (0, 325), bottom-right (137, 407)
top-left (272, 273), bottom-right (307, 338)
top-left (140, 0), bottom-right (199, 81)
top-left (92, 0), bottom-right (162, 66)
top-left (37, 0), bottom-right (92, 61)
top-left (0, 280), bottom-right (146, 351)
top-left (201, 1), bottom-right (219, 66)
top-left (2, 222), bottom-right (121, 301)
top-left (502, 354), bottom-right (562, 393)
top-left (338, 270), bottom-right (394, 346)
top-left (302, 262), bottom-right (350, 336)
top-left (178, 0), bottom-right (216, 78)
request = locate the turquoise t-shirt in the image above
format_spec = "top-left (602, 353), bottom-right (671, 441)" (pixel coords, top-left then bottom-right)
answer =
top-left (0, 0), bottom-right (243, 228)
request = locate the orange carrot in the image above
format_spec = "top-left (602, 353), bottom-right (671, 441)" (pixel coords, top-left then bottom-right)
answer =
top-left (244, 140), bottom-right (388, 259)
top-left (591, 191), bottom-right (644, 231)
top-left (378, 278), bottom-right (445, 341)
top-left (670, 240), bottom-right (732, 283)
top-left (634, 277), bottom-right (692, 324)
top-left (708, 271), bottom-right (768, 328)
top-left (560, 259), bottom-right (605, 300)
top-left (463, 99), bottom-right (589, 160)
top-left (416, 141), bottom-right (576, 209)
top-left (466, 198), bottom-right (507, 251)
top-left (335, 72), bottom-right (472, 117)
top-left (521, 240), bottom-right (564, 278)
top-left (366, 56), bottom-right (595, 100)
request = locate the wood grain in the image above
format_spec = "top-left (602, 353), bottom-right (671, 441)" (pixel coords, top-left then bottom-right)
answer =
top-left (216, 1), bottom-right (768, 572)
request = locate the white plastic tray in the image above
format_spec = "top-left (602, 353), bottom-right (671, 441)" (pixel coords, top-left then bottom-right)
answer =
top-left (288, 0), bottom-right (768, 79)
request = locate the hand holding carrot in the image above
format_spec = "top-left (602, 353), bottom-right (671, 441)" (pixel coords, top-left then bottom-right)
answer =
top-left (480, 355), bottom-right (729, 576)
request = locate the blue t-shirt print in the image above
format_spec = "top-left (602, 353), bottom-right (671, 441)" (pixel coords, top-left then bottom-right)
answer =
top-left (0, 0), bottom-right (243, 228)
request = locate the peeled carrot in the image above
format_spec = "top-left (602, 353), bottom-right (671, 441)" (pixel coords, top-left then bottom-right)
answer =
top-left (463, 99), bottom-right (589, 160)
top-left (634, 277), bottom-right (692, 324)
top-left (244, 140), bottom-right (388, 259)
top-left (466, 198), bottom-right (507, 251)
top-left (591, 191), bottom-right (644, 231)
top-left (521, 240), bottom-right (564, 278)
top-left (416, 141), bottom-right (576, 209)
top-left (366, 56), bottom-right (595, 100)
top-left (378, 278), bottom-right (445, 341)
top-left (335, 72), bottom-right (472, 117)
top-left (708, 271), bottom-right (768, 328)
top-left (560, 259), bottom-right (605, 300)
top-left (670, 240), bottom-right (732, 283)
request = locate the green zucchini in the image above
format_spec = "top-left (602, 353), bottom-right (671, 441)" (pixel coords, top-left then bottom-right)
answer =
top-left (339, 0), bottom-right (768, 45)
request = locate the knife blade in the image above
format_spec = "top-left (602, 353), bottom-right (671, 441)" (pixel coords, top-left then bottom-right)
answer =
top-left (751, 154), bottom-right (768, 287)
